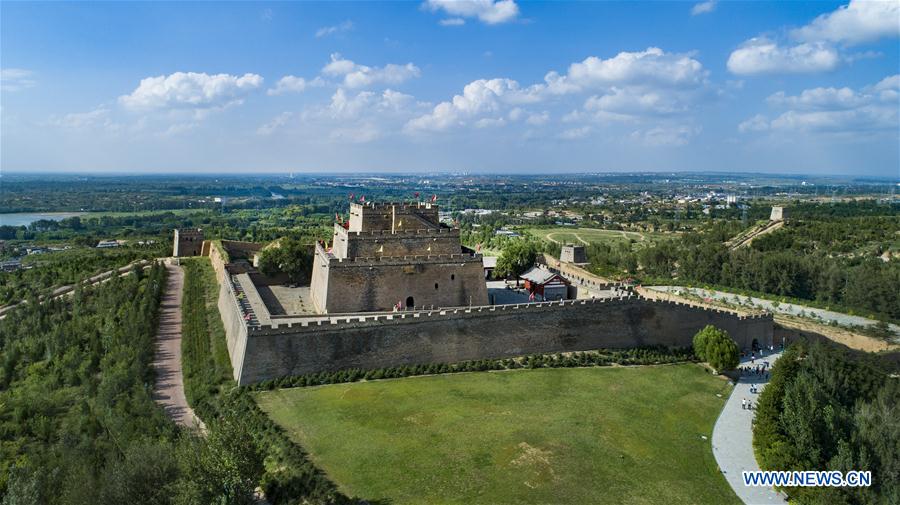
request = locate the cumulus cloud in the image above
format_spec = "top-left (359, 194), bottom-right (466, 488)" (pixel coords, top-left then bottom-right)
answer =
top-left (727, 38), bottom-right (840, 75)
top-left (424, 0), bottom-right (520, 25)
top-left (740, 74), bottom-right (899, 135)
top-left (268, 75), bottom-right (308, 96)
top-left (558, 126), bottom-right (591, 140)
top-left (405, 47), bottom-right (709, 137)
top-left (315, 20), bottom-right (354, 38)
top-left (119, 72), bottom-right (263, 111)
top-left (691, 0), bottom-right (716, 16)
top-left (322, 54), bottom-right (421, 88)
top-left (1, 68), bottom-right (37, 91)
top-left (728, 1), bottom-right (899, 76)
top-left (548, 47), bottom-right (708, 92)
top-left (793, 0), bottom-right (900, 45)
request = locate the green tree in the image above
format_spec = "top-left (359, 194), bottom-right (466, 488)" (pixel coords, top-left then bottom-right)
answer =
top-left (495, 240), bottom-right (539, 279)
top-left (692, 325), bottom-right (738, 372)
top-left (257, 238), bottom-right (313, 284)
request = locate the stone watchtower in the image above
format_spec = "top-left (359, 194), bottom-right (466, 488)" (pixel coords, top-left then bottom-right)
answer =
top-left (173, 228), bottom-right (204, 257)
top-left (309, 202), bottom-right (488, 314)
top-left (560, 244), bottom-right (588, 264)
top-left (769, 206), bottom-right (788, 221)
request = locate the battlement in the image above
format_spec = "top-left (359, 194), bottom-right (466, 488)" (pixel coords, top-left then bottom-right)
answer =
top-left (352, 201), bottom-right (438, 210)
top-left (333, 223), bottom-right (456, 238)
top-left (237, 292), bottom-right (771, 335)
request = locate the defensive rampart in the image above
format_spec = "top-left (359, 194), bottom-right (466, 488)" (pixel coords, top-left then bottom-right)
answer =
top-left (219, 273), bottom-right (773, 384)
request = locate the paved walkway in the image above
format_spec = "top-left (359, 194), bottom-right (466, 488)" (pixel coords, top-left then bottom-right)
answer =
top-left (152, 263), bottom-right (206, 432)
top-left (712, 351), bottom-right (787, 505)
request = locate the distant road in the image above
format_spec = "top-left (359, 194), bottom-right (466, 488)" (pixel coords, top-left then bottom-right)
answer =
top-left (646, 286), bottom-right (900, 340)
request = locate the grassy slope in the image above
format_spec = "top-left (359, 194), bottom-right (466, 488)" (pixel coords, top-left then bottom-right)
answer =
top-left (525, 227), bottom-right (662, 248)
top-left (257, 365), bottom-right (738, 505)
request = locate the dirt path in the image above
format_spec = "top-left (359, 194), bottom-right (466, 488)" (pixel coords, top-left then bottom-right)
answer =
top-left (152, 262), bottom-right (206, 431)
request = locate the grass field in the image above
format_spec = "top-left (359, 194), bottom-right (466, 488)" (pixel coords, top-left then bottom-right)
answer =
top-left (256, 365), bottom-right (738, 505)
top-left (525, 226), bottom-right (663, 248)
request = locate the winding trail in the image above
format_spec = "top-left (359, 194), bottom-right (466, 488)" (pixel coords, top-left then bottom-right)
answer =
top-left (712, 351), bottom-right (787, 505)
top-left (152, 262), bottom-right (206, 431)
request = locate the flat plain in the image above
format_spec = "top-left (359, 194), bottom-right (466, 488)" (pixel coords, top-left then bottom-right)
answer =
top-left (256, 365), bottom-right (739, 505)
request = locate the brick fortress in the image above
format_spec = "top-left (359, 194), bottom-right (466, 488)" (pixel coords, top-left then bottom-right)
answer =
top-left (197, 201), bottom-right (775, 385)
top-left (310, 202), bottom-right (487, 313)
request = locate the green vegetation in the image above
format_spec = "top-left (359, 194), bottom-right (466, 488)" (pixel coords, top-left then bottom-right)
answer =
top-left (753, 342), bottom-right (899, 504)
top-left (178, 258), bottom-right (352, 504)
top-left (692, 325), bottom-right (739, 373)
top-left (0, 243), bottom-right (168, 305)
top-left (257, 238), bottom-right (314, 284)
top-left (494, 239), bottom-right (540, 279)
top-left (525, 226), bottom-right (659, 247)
top-left (257, 365), bottom-right (738, 505)
top-left (0, 264), bottom-right (186, 503)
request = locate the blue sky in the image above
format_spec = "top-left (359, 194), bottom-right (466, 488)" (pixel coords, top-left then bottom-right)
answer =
top-left (1, 1), bottom-right (898, 177)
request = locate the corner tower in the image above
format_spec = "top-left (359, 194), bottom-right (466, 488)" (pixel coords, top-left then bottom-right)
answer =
top-left (309, 201), bottom-right (488, 313)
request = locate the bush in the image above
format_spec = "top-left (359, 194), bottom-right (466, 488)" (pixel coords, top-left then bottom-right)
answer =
top-left (692, 325), bottom-right (739, 372)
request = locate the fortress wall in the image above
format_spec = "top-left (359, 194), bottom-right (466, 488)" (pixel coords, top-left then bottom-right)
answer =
top-left (321, 259), bottom-right (489, 312)
top-left (218, 274), bottom-right (250, 382)
top-left (233, 297), bottom-right (773, 384)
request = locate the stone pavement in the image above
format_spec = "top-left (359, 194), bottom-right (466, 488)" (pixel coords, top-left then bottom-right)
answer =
top-left (712, 351), bottom-right (787, 505)
top-left (152, 262), bottom-right (206, 432)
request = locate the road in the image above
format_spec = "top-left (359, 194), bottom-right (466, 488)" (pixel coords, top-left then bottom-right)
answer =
top-left (151, 263), bottom-right (206, 432)
top-left (712, 351), bottom-right (787, 505)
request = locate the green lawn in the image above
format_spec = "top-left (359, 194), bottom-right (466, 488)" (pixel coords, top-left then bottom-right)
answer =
top-left (256, 365), bottom-right (738, 505)
top-left (524, 226), bottom-right (663, 248)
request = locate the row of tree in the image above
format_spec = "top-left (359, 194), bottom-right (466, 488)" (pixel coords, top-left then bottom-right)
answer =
top-left (753, 341), bottom-right (899, 504)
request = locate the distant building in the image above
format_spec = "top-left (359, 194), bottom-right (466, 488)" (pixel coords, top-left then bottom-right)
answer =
top-left (26, 246), bottom-right (48, 255)
top-left (96, 240), bottom-right (121, 248)
top-left (0, 258), bottom-right (22, 272)
top-left (173, 228), bottom-right (204, 257)
top-left (560, 245), bottom-right (587, 264)
top-left (770, 206), bottom-right (788, 221)
top-left (494, 228), bottom-right (520, 238)
top-left (520, 266), bottom-right (570, 301)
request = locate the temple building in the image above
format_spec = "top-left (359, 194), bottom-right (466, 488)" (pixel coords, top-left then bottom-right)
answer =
top-left (309, 201), bottom-right (488, 314)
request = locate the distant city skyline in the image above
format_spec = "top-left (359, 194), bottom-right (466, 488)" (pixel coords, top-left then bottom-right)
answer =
top-left (1, 1), bottom-right (898, 177)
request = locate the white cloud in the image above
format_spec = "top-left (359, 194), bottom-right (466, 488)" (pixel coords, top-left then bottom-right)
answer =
top-left (405, 78), bottom-right (537, 132)
top-left (1, 68), bottom-right (37, 92)
top-left (322, 54), bottom-right (421, 88)
top-left (584, 87), bottom-right (687, 116)
top-left (631, 126), bottom-right (699, 146)
top-left (315, 20), bottom-right (354, 38)
top-left (727, 38), bottom-right (840, 75)
top-left (257, 112), bottom-right (293, 135)
top-left (728, 1), bottom-right (899, 76)
top-left (119, 72), bottom-right (263, 111)
top-left (793, 0), bottom-right (900, 45)
top-left (691, 0), bottom-right (716, 16)
top-left (439, 18), bottom-right (466, 26)
top-left (474, 117), bottom-right (506, 128)
top-left (424, 0), bottom-right (520, 25)
top-left (558, 126), bottom-right (591, 140)
top-left (50, 107), bottom-right (115, 130)
top-left (550, 47), bottom-right (708, 92)
top-left (738, 114), bottom-right (769, 133)
top-left (741, 75), bottom-right (899, 135)
top-left (405, 47), bottom-right (708, 137)
top-left (268, 76), bottom-right (307, 96)
top-left (526, 111), bottom-right (550, 125)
